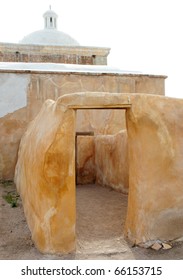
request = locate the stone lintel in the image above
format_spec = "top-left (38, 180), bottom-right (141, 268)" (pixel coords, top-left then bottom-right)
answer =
top-left (76, 131), bottom-right (94, 136)
top-left (57, 92), bottom-right (132, 109)
top-left (68, 104), bottom-right (131, 109)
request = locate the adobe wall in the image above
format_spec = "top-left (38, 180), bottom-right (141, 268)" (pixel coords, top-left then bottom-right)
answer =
top-left (15, 99), bottom-right (76, 253)
top-left (0, 67), bottom-right (166, 180)
top-left (76, 136), bottom-right (95, 185)
top-left (14, 92), bottom-right (130, 253)
top-left (14, 92), bottom-right (183, 253)
top-left (0, 73), bottom-right (30, 179)
top-left (125, 94), bottom-right (183, 244)
top-left (95, 130), bottom-right (129, 193)
top-left (77, 131), bottom-right (128, 193)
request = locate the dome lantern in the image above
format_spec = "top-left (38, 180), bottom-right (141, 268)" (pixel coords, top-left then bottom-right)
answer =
top-left (43, 6), bottom-right (58, 29)
top-left (19, 7), bottom-right (79, 46)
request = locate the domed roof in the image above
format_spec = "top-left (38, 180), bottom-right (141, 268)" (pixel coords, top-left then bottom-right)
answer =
top-left (20, 29), bottom-right (79, 46)
top-left (19, 7), bottom-right (79, 46)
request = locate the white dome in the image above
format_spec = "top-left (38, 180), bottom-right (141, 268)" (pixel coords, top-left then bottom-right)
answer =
top-left (20, 29), bottom-right (79, 46)
top-left (19, 7), bottom-right (79, 46)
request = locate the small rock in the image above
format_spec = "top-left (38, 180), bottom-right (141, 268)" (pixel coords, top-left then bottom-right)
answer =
top-left (151, 242), bottom-right (162, 251)
top-left (138, 241), bottom-right (154, 249)
top-left (162, 243), bottom-right (172, 250)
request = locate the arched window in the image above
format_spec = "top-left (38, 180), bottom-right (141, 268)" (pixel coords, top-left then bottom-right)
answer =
top-left (50, 17), bottom-right (53, 27)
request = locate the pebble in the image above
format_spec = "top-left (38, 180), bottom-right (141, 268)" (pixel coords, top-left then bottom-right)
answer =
top-left (151, 242), bottom-right (162, 251)
top-left (162, 243), bottom-right (172, 250)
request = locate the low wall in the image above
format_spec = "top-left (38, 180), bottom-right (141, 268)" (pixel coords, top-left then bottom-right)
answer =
top-left (14, 92), bottom-right (130, 253)
top-left (76, 131), bottom-right (129, 193)
top-left (76, 136), bottom-right (95, 185)
top-left (125, 94), bottom-right (183, 244)
top-left (95, 131), bottom-right (128, 193)
top-left (14, 92), bottom-right (183, 253)
top-left (0, 65), bottom-right (166, 180)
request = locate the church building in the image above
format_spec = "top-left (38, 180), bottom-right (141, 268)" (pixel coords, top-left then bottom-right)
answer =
top-left (0, 7), bottom-right (110, 65)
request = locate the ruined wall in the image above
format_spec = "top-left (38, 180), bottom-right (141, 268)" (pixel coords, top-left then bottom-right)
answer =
top-left (27, 73), bottom-right (165, 132)
top-left (0, 73), bottom-right (30, 179)
top-left (15, 99), bottom-right (76, 254)
top-left (125, 94), bottom-right (183, 244)
top-left (76, 131), bottom-right (128, 193)
top-left (0, 68), bottom-right (166, 180)
top-left (76, 136), bottom-right (95, 185)
top-left (14, 92), bottom-right (130, 253)
top-left (95, 130), bottom-right (128, 193)
top-left (15, 92), bottom-right (183, 253)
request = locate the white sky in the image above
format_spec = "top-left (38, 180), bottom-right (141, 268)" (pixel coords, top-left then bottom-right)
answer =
top-left (0, 0), bottom-right (183, 98)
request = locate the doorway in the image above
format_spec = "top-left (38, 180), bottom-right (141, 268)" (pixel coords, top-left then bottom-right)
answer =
top-left (75, 107), bottom-right (129, 254)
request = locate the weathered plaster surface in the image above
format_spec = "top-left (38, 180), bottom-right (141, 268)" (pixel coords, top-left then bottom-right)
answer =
top-left (76, 136), bottom-right (95, 185)
top-left (14, 92), bottom-right (130, 253)
top-left (0, 107), bottom-right (27, 179)
top-left (95, 130), bottom-right (128, 193)
top-left (125, 94), bottom-right (183, 244)
top-left (0, 74), bottom-right (30, 179)
top-left (0, 73), bottom-right (29, 117)
top-left (76, 131), bottom-right (129, 192)
top-left (15, 92), bottom-right (183, 253)
top-left (15, 99), bottom-right (76, 254)
top-left (0, 68), bottom-right (166, 180)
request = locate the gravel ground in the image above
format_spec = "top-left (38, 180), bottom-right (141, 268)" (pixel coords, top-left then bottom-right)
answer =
top-left (0, 182), bottom-right (183, 260)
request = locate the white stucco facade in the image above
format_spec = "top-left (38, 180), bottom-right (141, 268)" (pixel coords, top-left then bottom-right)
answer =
top-left (0, 73), bottom-right (29, 117)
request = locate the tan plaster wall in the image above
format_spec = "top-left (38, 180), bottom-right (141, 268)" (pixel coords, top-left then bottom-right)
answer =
top-left (0, 70), bottom-right (166, 180)
top-left (0, 108), bottom-right (27, 179)
top-left (76, 136), bottom-right (95, 185)
top-left (15, 92), bottom-right (183, 253)
top-left (14, 92), bottom-right (131, 253)
top-left (0, 73), bottom-right (30, 180)
top-left (125, 94), bottom-right (183, 244)
top-left (76, 131), bottom-right (128, 192)
top-left (15, 100), bottom-right (76, 254)
top-left (135, 76), bottom-right (165, 96)
top-left (27, 73), bottom-right (165, 112)
top-left (27, 73), bottom-right (165, 134)
top-left (95, 130), bottom-right (128, 193)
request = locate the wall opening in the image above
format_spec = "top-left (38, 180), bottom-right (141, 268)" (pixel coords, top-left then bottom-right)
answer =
top-left (75, 108), bottom-right (129, 251)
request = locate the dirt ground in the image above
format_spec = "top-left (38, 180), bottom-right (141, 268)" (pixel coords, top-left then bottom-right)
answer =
top-left (1, 181), bottom-right (183, 260)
